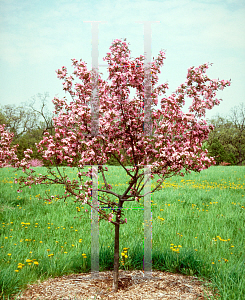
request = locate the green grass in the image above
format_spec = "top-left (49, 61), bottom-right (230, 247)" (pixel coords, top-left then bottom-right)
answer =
top-left (0, 165), bottom-right (244, 299)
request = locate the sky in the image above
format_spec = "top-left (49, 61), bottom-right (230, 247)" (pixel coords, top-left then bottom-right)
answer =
top-left (0, 0), bottom-right (244, 124)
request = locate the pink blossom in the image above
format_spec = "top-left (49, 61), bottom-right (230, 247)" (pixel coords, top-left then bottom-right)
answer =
top-left (108, 213), bottom-right (114, 222)
top-left (0, 125), bottom-right (19, 168)
top-left (15, 38), bottom-right (231, 229)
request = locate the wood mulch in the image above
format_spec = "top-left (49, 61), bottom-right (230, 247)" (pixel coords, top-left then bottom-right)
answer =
top-left (11, 269), bottom-right (218, 300)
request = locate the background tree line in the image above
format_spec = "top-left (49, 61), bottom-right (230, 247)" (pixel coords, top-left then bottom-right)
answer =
top-left (1, 92), bottom-right (244, 166)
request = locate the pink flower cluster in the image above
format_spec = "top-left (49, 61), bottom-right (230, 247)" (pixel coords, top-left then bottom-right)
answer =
top-left (28, 159), bottom-right (43, 167)
top-left (15, 38), bottom-right (231, 225)
top-left (0, 124), bottom-right (19, 168)
top-left (219, 162), bottom-right (231, 166)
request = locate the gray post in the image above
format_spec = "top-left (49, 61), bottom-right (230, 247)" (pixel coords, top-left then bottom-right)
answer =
top-left (136, 21), bottom-right (160, 279)
top-left (84, 21), bottom-right (107, 279)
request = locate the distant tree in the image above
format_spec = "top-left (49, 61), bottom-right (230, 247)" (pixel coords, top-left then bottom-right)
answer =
top-left (225, 102), bottom-right (245, 165)
top-left (204, 103), bottom-right (245, 166)
top-left (0, 109), bottom-right (8, 127)
top-left (207, 138), bottom-right (237, 165)
top-left (203, 115), bottom-right (237, 165)
top-left (0, 104), bottom-right (38, 138)
top-left (27, 92), bottom-right (55, 135)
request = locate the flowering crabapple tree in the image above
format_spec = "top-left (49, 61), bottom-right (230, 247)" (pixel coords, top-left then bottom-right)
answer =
top-left (0, 124), bottom-right (19, 168)
top-left (16, 38), bottom-right (231, 292)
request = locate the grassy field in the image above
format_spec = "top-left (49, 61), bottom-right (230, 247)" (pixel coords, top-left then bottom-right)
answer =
top-left (0, 165), bottom-right (244, 299)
